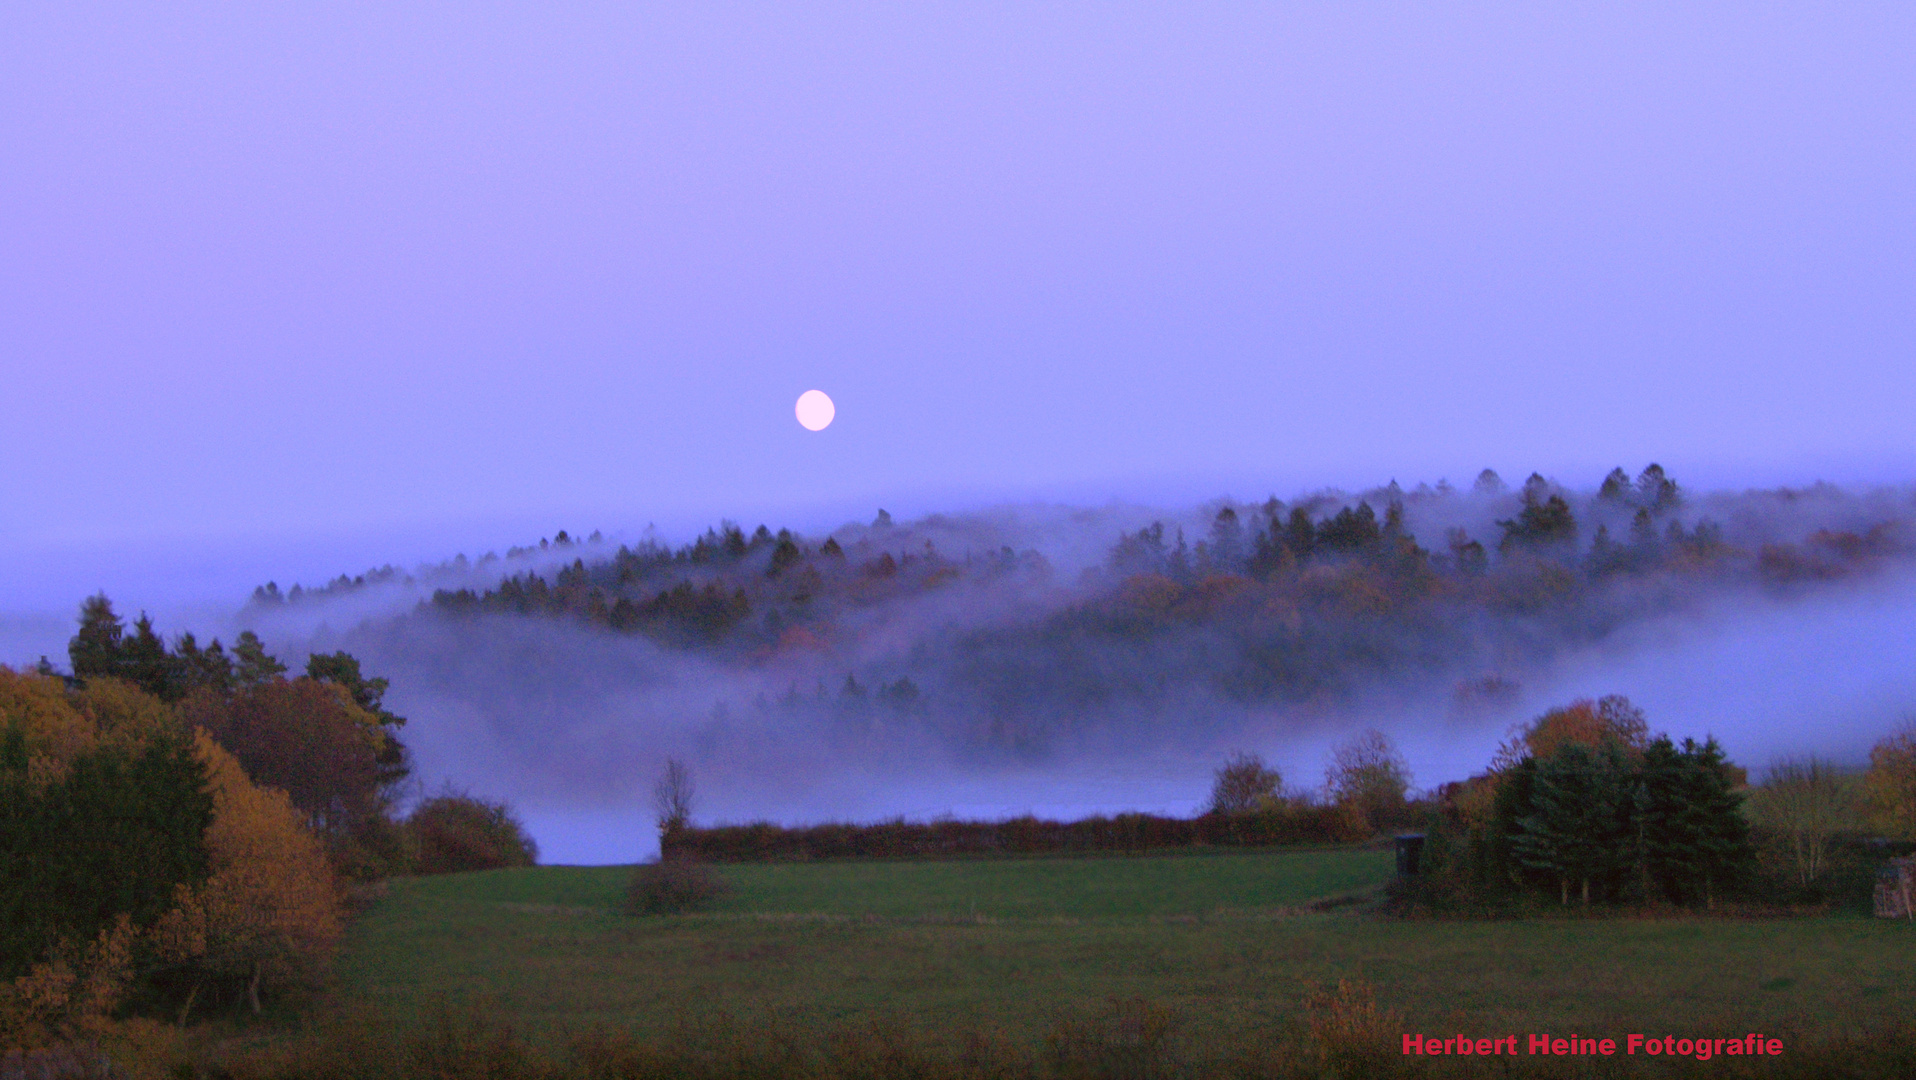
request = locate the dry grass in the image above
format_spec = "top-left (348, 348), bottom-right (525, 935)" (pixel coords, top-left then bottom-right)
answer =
top-left (175, 850), bottom-right (1916, 1079)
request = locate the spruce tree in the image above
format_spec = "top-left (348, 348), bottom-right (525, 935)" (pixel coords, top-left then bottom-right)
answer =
top-left (1677, 738), bottom-right (1753, 908)
top-left (1513, 742), bottom-right (1631, 904)
top-left (1632, 736), bottom-right (1689, 902)
top-left (121, 613), bottom-right (182, 700)
top-left (68, 593), bottom-right (128, 682)
top-left (0, 728), bottom-right (213, 976)
top-left (232, 630), bottom-right (287, 687)
top-left (1633, 736), bottom-right (1754, 907)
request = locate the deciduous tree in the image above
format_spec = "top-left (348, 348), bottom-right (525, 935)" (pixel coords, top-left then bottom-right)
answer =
top-left (1209, 751), bottom-right (1281, 815)
top-left (1865, 722), bottom-right (1916, 839)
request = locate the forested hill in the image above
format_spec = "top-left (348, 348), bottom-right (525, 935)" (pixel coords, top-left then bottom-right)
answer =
top-left (239, 467), bottom-right (1916, 752)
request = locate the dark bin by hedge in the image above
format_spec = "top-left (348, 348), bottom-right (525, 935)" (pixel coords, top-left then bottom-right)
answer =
top-left (1395, 833), bottom-right (1426, 877)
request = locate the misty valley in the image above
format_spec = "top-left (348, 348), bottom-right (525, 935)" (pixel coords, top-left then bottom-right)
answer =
top-left (246, 465), bottom-right (1916, 784)
top-left (7, 465), bottom-right (1916, 1078)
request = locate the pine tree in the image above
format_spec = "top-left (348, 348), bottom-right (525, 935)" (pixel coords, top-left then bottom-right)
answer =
top-left (1637, 464), bottom-right (1681, 512)
top-left (1283, 507), bottom-right (1316, 560)
top-left (1677, 738), bottom-right (1752, 908)
top-left (1496, 494), bottom-right (1578, 553)
top-left (68, 594), bottom-right (127, 683)
top-left (1207, 508), bottom-right (1244, 570)
top-left (1632, 736), bottom-right (1689, 902)
top-left (174, 632), bottom-right (236, 695)
top-left (232, 631), bottom-right (287, 688)
top-left (1633, 736), bottom-right (1753, 907)
top-left (121, 613), bottom-right (182, 700)
top-left (0, 729), bottom-right (214, 977)
top-left (1512, 743), bottom-right (1631, 904)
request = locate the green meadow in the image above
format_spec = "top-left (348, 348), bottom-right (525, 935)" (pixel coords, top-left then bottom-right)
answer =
top-left (328, 847), bottom-right (1916, 1057)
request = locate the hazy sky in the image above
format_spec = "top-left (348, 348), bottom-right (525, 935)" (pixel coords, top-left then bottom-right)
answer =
top-left (4, 3), bottom-right (1914, 567)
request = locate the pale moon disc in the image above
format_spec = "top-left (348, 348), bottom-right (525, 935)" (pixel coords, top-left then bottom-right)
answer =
top-left (795, 389), bottom-right (835, 431)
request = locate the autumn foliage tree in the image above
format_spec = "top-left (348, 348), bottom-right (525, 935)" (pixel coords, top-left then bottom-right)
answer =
top-left (181, 678), bottom-right (403, 876)
top-left (1865, 722), bottom-right (1916, 840)
top-left (0, 666), bottom-right (342, 1041)
top-left (1325, 730), bottom-right (1411, 829)
top-left (150, 732), bottom-right (341, 1018)
top-left (1208, 751), bottom-right (1282, 815)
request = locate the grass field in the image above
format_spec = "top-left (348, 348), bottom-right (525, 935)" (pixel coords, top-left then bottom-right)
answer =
top-left (328, 846), bottom-right (1916, 1062)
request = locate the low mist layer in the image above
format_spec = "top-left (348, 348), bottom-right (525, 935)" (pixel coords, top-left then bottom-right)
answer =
top-left (194, 467), bottom-right (1916, 862)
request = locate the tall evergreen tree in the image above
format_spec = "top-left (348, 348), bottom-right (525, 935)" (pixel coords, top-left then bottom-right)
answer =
top-left (1637, 464), bottom-right (1681, 512)
top-left (0, 727), bottom-right (214, 976)
top-left (120, 612), bottom-right (182, 700)
top-left (1283, 507), bottom-right (1316, 560)
top-left (1497, 494), bottom-right (1578, 553)
top-left (1598, 467), bottom-right (1632, 502)
top-left (174, 632), bottom-right (236, 695)
top-left (1512, 742), bottom-right (1632, 904)
top-left (232, 630), bottom-right (287, 687)
top-left (1671, 737), bottom-right (1752, 908)
top-left (68, 594), bottom-right (128, 683)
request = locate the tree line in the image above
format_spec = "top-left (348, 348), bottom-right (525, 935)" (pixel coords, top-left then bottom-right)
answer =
top-left (0, 597), bottom-right (540, 1047)
top-left (1405, 697), bottom-right (1916, 912)
top-left (297, 465), bottom-right (1916, 757)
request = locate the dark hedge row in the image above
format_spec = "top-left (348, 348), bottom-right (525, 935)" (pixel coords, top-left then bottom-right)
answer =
top-left (662, 804), bottom-right (1371, 863)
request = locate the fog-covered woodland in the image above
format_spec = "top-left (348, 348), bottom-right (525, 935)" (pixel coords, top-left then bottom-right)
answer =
top-left (222, 466), bottom-right (1916, 820)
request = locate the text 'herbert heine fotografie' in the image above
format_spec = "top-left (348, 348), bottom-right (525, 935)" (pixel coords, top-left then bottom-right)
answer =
top-left (1402, 1033), bottom-right (1785, 1060)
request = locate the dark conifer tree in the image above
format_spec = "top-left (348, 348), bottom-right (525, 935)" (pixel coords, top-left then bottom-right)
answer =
top-left (1586, 524), bottom-right (1627, 578)
top-left (69, 594), bottom-right (128, 683)
top-left (1284, 507), bottom-right (1315, 560)
top-left (231, 630), bottom-right (287, 687)
top-left (1637, 464), bottom-right (1680, 512)
top-left (120, 613), bottom-right (181, 700)
top-left (1207, 507), bottom-right (1244, 570)
top-left (0, 728), bottom-right (213, 977)
top-left (1512, 742), bottom-right (1632, 904)
top-left (1497, 494), bottom-right (1578, 553)
top-left (768, 534), bottom-right (803, 576)
top-left (174, 633), bottom-right (235, 695)
top-left (1670, 737), bottom-right (1752, 908)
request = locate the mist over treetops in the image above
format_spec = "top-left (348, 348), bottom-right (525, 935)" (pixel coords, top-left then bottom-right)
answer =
top-left (237, 465), bottom-right (1916, 764)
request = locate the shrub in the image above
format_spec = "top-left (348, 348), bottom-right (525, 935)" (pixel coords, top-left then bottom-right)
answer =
top-left (1302, 978), bottom-right (1400, 1080)
top-left (1208, 751), bottom-right (1281, 815)
top-left (1043, 997), bottom-right (1180, 1080)
top-left (1749, 757), bottom-right (1861, 890)
top-left (404, 793), bottom-right (538, 875)
top-left (623, 856), bottom-right (730, 916)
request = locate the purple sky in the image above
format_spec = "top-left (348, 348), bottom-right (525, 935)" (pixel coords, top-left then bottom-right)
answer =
top-left (4, 4), bottom-right (1914, 586)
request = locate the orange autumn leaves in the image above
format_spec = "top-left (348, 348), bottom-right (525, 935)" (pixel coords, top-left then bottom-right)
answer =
top-left (0, 669), bottom-right (340, 1039)
top-left (150, 731), bottom-right (342, 997)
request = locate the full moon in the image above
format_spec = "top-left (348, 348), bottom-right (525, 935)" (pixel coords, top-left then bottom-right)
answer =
top-left (795, 389), bottom-right (835, 431)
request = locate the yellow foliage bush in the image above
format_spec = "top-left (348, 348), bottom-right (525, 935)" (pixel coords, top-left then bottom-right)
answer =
top-left (152, 732), bottom-right (342, 1015)
top-left (1303, 978), bottom-right (1401, 1080)
top-left (0, 669), bottom-right (342, 1033)
top-left (0, 667), bottom-right (95, 786)
top-left (0, 915), bottom-right (138, 1049)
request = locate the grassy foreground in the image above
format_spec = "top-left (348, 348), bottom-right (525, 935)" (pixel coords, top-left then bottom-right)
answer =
top-left (320, 848), bottom-right (1916, 1056)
